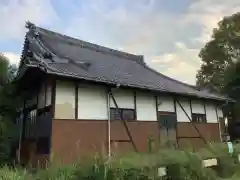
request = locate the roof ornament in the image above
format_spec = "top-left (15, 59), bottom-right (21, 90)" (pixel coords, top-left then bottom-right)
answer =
top-left (136, 55), bottom-right (145, 65)
top-left (25, 21), bottom-right (36, 30)
top-left (25, 21), bottom-right (39, 37)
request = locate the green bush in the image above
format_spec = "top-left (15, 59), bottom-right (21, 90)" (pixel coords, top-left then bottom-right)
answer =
top-left (0, 166), bottom-right (31, 180)
top-left (35, 164), bottom-right (77, 180)
top-left (1, 143), bottom-right (240, 179)
top-left (197, 143), bottom-right (240, 178)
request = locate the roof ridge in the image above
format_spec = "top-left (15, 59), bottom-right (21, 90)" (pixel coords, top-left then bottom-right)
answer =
top-left (27, 22), bottom-right (145, 64)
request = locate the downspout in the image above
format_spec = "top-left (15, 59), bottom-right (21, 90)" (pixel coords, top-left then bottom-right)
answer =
top-left (107, 84), bottom-right (120, 160)
top-left (110, 84), bottom-right (138, 152)
top-left (107, 90), bottom-right (111, 159)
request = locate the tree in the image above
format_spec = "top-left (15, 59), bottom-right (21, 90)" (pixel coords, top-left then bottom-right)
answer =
top-left (224, 61), bottom-right (240, 118)
top-left (0, 54), bottom-right (18, 115)
top-left (0, 54), bottom-right (10, 86)
top-left (0, 54), bottom-right (17, 87)
top-left (196, 12), bottom-right (240, 93)
top-left (0, 53), bottom-right (18, 165)
top-left (196, 12), bottom-right (240, 123)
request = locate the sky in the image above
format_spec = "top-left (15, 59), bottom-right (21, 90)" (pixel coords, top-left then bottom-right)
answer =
top-left (0, 0), bottom-right (240, 85)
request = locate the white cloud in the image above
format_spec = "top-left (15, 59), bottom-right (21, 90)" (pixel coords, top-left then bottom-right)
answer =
top-left (1, 0), bottom-right (240, 85)
top-left (3, 52), bottom-right (20, 65)
top-left (149, 42), bottom-right (200, 84)
top-left (185, 0), bottom-right (240, 44)
top-left (0, 0), bottom-right (58, 41)
top-left (64, 0), bottom-right (181, 55)
top-left (63, 0), bottom-right (240, 85)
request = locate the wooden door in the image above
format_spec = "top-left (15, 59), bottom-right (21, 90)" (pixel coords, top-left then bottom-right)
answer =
top-left (158, 112), bottom-right (177, 148)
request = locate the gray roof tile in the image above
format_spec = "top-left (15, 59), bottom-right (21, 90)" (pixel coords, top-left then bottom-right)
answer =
top-left (22, 24), bottom-right (231, 102)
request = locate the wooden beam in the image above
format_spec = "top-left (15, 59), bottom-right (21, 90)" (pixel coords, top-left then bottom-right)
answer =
top-left (134, 91), bottom-right (137, 120)
top-left (176, 99), bottom-right (207, 144)
top-left (110, 91), bottom-right (138, 152)
top-left (189, 99), bottom-right (193, 118)
top-left (51, 78), bottom-right (56, 118)
top-left (75, 83), bottom-right (78, 120)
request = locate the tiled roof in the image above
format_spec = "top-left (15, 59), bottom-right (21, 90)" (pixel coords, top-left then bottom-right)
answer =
top-left (19, 22), bottom-right (231, 102)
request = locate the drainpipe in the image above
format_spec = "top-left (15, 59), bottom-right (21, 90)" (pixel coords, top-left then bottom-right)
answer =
top-left (107, 91), bottom-right (111, 159)
top-left (107, 83), bottom-right (121, 160)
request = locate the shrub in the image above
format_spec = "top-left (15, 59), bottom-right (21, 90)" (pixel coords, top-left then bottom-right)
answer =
top-left (35, 164), bottom-right (77, 180)
top-left (1, 143), bottom-right (240, 179)
top-left (0, 166), bottom-right (31, 180)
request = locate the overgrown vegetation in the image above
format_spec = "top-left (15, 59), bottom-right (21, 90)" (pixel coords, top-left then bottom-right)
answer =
top-left (0, 143), bottom-right (240, 179)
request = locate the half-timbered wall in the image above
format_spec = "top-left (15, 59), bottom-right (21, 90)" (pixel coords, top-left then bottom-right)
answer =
top-left (78, 84), bottom-right (108, 120)
top-left (191, 100), bottom-right (205, 114)
top-left (205, 103), bottom-right (218, 123)
top-left (53, 80), bottom-right (223, 122)
top-left (136, 92), bottom-right (157, 121)
top-left (176, 99), bottom-right (191, 122)
top-left (55, 80), bottom-right (75, 119)
top-left (158, 96), bottom-right (175, 112)
top-left (110, 89), bottom-right (134, 109)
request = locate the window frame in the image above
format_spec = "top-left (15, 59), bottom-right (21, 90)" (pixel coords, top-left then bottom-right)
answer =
top-left (157, 111), bottom-right (177, 129)
top-left (191, 113), bottom-right (207, 123)
top-left (110, 108), bottom-right (136, 121)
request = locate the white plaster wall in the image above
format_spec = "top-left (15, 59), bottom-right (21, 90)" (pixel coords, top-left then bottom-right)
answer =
top-left (54, 80), bottom-right (75, 119)
top-left (191, 100), bottom-right (205, 114)
top-left (176, 99), bottom-right (191, 122)
top-left (78, 84), bottom-right (108, 120)
top-left (158, 96), bottom-right (175, 112)
top-left (136, 92), bottom-right (157, 121)
top-left (205, 103), bottom-right (218, 123)
top-left (110, 89), bottom-right (134, 109)
top-left (217, 107), bottom-right (223, 118)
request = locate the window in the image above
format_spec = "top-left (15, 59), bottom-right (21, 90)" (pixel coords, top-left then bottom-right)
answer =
top-left (192, 113), bottom-right (206, 123)
top-left (158, 112), bottom-right (177, 129)
top-left (110, 108), bottom-right (135, 120)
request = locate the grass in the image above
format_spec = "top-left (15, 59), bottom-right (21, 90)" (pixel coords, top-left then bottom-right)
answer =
top-left (1, 143), bottom-right (240, 179)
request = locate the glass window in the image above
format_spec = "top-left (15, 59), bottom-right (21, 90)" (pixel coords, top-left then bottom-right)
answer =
top-left (110, 108), bottom-right (135, 120)
top-left (192, 113), bottom-right (207, 123)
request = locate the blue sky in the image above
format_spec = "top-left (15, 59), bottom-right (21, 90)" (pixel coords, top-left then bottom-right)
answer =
top-left (0, 0), bottom-right (239, 85)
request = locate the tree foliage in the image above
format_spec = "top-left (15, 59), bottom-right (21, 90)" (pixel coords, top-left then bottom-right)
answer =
top-left (196, 12), bottom-right (240, 93)
top-left (0, 54), bottom-right (18, 164)
top-left (196, 12), bottom-right (240, 120)
top-left (0, 54), bottom-right (9, 86)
